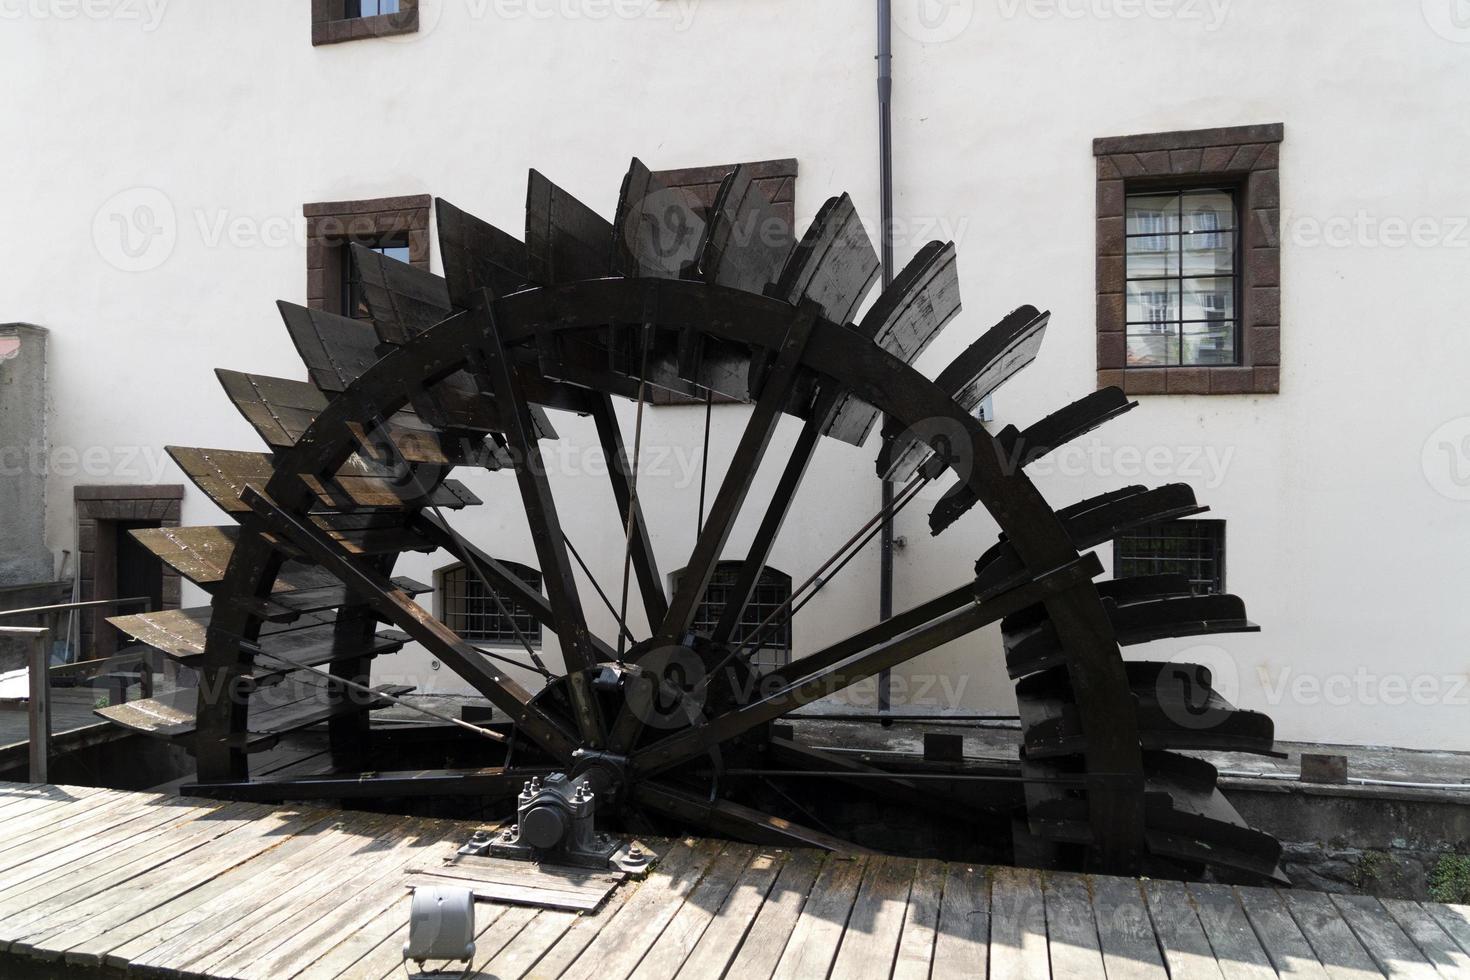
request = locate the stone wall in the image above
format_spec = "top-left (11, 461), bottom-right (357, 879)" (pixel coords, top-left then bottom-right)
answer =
top-left (0, 324), bottom-right (49, 587)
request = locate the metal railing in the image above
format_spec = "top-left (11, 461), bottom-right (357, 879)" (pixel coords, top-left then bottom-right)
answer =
top-left (0, 596), bottom-right (154, 784)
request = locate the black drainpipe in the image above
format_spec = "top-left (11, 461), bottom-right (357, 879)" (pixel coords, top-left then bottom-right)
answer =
top-left (876, 0), bottom-right (895, 725)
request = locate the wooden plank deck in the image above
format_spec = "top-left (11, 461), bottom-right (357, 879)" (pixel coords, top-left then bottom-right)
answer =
top-left (1, 782), bottom-right (1468, 979)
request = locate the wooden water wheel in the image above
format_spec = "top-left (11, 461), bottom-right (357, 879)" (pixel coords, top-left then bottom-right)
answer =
top-left (100, 160), bottom-right (1285, 882)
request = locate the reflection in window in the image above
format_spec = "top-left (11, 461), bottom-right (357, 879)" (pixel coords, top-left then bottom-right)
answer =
top-left (345, 0), bottom-right (400, 17)
top-left (1125, 189), bottom-right (1238, 368)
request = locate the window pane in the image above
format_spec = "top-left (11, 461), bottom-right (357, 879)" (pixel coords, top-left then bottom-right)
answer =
top-left (1182, 277), bottom-right (1234, 321)
top-left (1127, 330), bottom-right (1179, 367)
top-left (1182, 190), bottom-right (1235, 233)
top-left (1127, 280), bottom-right (1179, 325)
top-left (378, 244), bottom-right (411, 264)
top-left (1126, 194), bottom-right (1180, 235)
top-left (1183, 321), bottom-right (1236, 366)
top-left (1182, 231), bottom-right (1234, 276)
top-left (1126, 234), bottom-right (1179, 278)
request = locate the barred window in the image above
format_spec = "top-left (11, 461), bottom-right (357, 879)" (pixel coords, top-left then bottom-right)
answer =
top-left (677, 563), bottom-right (793, 670)
top-left (438, 561), bottom-right (543, 646)
top-left (1125, 188), bottom-right (1239, 368)
top-left (1114, 520), bottom-right (1226, 596)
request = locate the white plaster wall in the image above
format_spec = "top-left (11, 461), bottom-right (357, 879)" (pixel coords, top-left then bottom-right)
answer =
top-left (2, 0), bottom-right (1468, 750)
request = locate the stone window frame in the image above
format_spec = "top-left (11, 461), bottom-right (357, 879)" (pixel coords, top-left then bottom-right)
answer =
top-left (75, 486), bottom-right (183, 659)
top-left (1095, 124), bottom-right (1283, 395)
top-left (647, 158), bottom-right (798, 407)
top-left (312, 0), bottom-right (419, 46)
top-left (304, 195), bottom-right (432, 316)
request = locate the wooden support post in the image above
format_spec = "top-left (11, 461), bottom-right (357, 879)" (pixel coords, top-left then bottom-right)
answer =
top-left (1, 627), bottom-right (51, 783)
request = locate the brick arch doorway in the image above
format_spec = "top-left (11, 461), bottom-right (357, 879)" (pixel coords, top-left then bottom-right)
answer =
top-left (75, 486), bottom-right (182, 660)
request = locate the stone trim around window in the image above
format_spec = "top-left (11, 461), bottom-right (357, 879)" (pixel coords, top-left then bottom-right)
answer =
top-left (1094, 124), bottom-right (1283, 395)
top-left (75, 485), bottom-right (183, 659)
top-left (646, 158), bottom-right (798, 406)
top-left (312, 1), bottom-right (419, 46)
top-left (304, 195), bottom-right (431, 315)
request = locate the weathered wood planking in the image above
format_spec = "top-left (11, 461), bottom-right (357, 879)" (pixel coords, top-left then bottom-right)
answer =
top-left (5, 781), bottom-right (1470, 980)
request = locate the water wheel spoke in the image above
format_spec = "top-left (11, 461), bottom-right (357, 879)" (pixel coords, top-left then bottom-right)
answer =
top-left (589, 393), bottom-right (667, 629)
top-left (633, 555), bottom-right (1103, 777)
top-left (469, 303), bottom-right (608, 748)
top-left (239, 485), bottom-right (580, 763)
top-left (710, 388), bottom-right (839, 647)
top-left (656, 304), bottom-right (818, 645)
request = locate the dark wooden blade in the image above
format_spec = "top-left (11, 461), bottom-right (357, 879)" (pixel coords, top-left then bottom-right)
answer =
top-left (974, 483), bottom-right (1205, 594)
top-left (589, 393), bottom-right (667, 627)
top-left (277, 301), bottom-right (380, 394)
top-left (96, 679), bottom-right (411, 746)
top-left (240, 485), bottom-right (579, 763)
top-left (351, 243), bottom-right (453, 344)
top-left (215, 370), bottom-right (497, 469)
top-left (929, 387), bottom-right (1139, 536)
top-left (656, 306), bottom-right (817, 646)
top-left (633, 781), bottom-right (873, 854)
top-left (634, 554), bottom-right (1102, 776)
top-left (1006, 593), bottom-right (1258, 679)
top-left (701, 164), bottom-right (795, 293)
top-left (823, 241), bottom-right (963, 446)
top-left (772, 194), bottom-right (880, 325)
top-left (108, 606), bottom-right (407, 676)
top-left (436, 197), bottom-right (533, 307)
top-left (471, 304), bottom-right (607, 748)
top-left (1016, 661), bottom-right (1276, 758)
top-left (1000, 572), bottom-right (1192, 635)
top-left (879, 305), bottom-right (1050, 481)
top-left (614, 158), bottom-right (706, 280)
top-left (167, 447), bottom-right (480, 514)
top-left (526, 169), bottom-right (615, 284)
